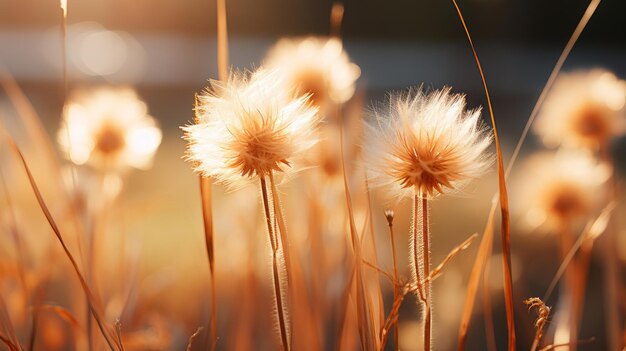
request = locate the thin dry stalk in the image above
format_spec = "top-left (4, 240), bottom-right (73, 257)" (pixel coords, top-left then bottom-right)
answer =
top-left (199, 176), bottom-right (217, 351)
top-left (0, 67), bottom-right (69, 202)
top-left (186, 327), bottom-right (204, 351)
top-left (505, 0), bottom-right (601, 178)
top-left (3, 136), bottom-right (120, 351)
top-left (420, 197), bottom-right (432, 351)
top-left (381, 232), bottom-right (476, 350)
top-left (339, 118), bottom-right (376, 351)
top-left (457, 1), bottom-right (601, 348)
top-left (542, 202), bottom-right (615, 302)
top-left (458, 203), bottom-right (496, 350)
top-left (260, 176), bottom-right (290, 351)
top-left (0, 165), bottom-right (29, 297)
top-left (385, 210), bottom-right (400, 351)
top-left (482, 252), bottom-right (497, 351)
top-left (268, 173), bottom-right (322, 350)
top-left (525, 298), bottom-right (551, 351)
top-left (449, 2), bottom-right (515, 349)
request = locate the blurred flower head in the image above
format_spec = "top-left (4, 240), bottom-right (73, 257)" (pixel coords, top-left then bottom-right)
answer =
top-left (58, 86), bottom-right (162, 171)
top-left (183, 69), bottom-right (321, 189)
top-left (364, 87), bottom-right (493, 199)
top-left (263, 36), bottom-right (361, 109)
top-left (534, 69), bottom-right (626, 150)
top-left (514, 151), bottom-right (610, 231)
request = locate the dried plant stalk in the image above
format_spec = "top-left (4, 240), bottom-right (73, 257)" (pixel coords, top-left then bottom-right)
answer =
top-left (260, 176), bottom-right (290, 351)
top-left (525, 298), bottom-right (551, 351)
top-left (384, 210), bottom-right (400, 351)
top-left (199, 176), bottom-right (217, 351)
top-left (3, 136), bottom-right (120, 351)
top-left (458, 201), bottom-right (496, 350)
top-left (339, 120), bottom-right (376, 351)
top-left (449, 2), bottom-right (515, 348)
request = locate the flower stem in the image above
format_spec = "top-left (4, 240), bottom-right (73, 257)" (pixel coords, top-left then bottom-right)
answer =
top-left (199, 176), bottom-right (217, 351)
top-left (421, 196), bottom-right (432, 351)
top-left (387, 212), bottom-right (400, 351)
top-left (260, 176), bottom-right (289, 351)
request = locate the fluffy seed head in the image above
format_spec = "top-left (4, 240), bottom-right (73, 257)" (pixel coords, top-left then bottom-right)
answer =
top-left (534, 69), bottom-right (626, 150)
top-left (183, 69), bottom-right (321, 189)
top-left (263, 37), bottom-right (361, 109)
top-left (58, 86), bottom-right (162, 171)
top-left (514, 151), bottom-right (609, 231)
top-left (364, 87), bottom-right (493, 199)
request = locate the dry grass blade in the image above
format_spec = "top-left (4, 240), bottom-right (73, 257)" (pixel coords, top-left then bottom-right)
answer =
top-left (449, 2), bottom-right (515, 349)
top-left (0, 164), bottom-right (29, 297)
top-left (457, 203), bottom-right (496, 350)
top-left (3, 135), bottom-right (120, 351)
top-left (339, 118), bottom-right (376, 351)
top-left (115, 320), bottom-right (126, 351)
top-left (186, 327), bottom-right (204, 351)
top-left (362, 260), bottom-right (395, 284)
top-left (505, 0), bottom-right (601, 178)
top-left (543, 202), bottom-right (615, 302)
top-left (426, 233), bottom-right (477, 284)
top-left (456, 1), bottom-right (601, 349)
top-left (0, 67), bottom-right (66, 193)
top-left (40, 305), bottom-right (82, 331)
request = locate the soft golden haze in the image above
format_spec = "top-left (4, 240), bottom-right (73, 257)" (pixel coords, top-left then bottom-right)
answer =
top-left (514, 151), bottom-right (609, 230)
top-left (534, 69), bottom-right (626, 150)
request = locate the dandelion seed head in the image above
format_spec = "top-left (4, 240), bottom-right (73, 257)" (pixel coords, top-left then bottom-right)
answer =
top-left (514, 151), bottom-right (609, 231)
top-left (534, 69), bottom-right (626, 150)
top-left (58, 86), bottom-right (162, 171)
top-left (183, 69), bottom-right (321, 189)
top-left (263, 37), bottom-right (360, 109)
top-left (364, 87), bottom-right (493, 199)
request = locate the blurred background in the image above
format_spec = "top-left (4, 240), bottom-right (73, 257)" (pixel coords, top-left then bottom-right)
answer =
top-left (1, 0), bottom-right (626, 350)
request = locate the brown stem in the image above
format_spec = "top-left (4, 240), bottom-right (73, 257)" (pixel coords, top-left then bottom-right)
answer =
top-left (421, 197), bottom-right (432, 351)
top-left (260, 176), bottom-right (289, 351)
top-left (388, 216), bottom-right (400, 351)
top-left (199, 176), bottom-right (217, 351)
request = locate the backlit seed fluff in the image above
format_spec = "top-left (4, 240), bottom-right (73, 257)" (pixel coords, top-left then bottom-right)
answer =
top-left (58, 86), bottom-right (162, 171)
top-left (263, 37), bottom-right (361, 108)
top-left (183, 69), bottom-right (321, 189)
top-left (534, 69), bottom-right (626, 150)
top-left (514, 151), bottom-right (609, 231)
top-left (364, 87), bottom-right (493, 199)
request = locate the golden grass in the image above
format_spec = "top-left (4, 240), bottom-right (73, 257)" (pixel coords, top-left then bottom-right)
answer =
top-left (1, 1), bottom-right (624, 350)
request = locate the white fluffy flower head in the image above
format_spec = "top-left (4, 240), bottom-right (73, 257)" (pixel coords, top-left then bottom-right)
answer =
top-left (183, 69), bottom-right (321, 189)
top-left (365, 87), bottom-right (493, 199)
